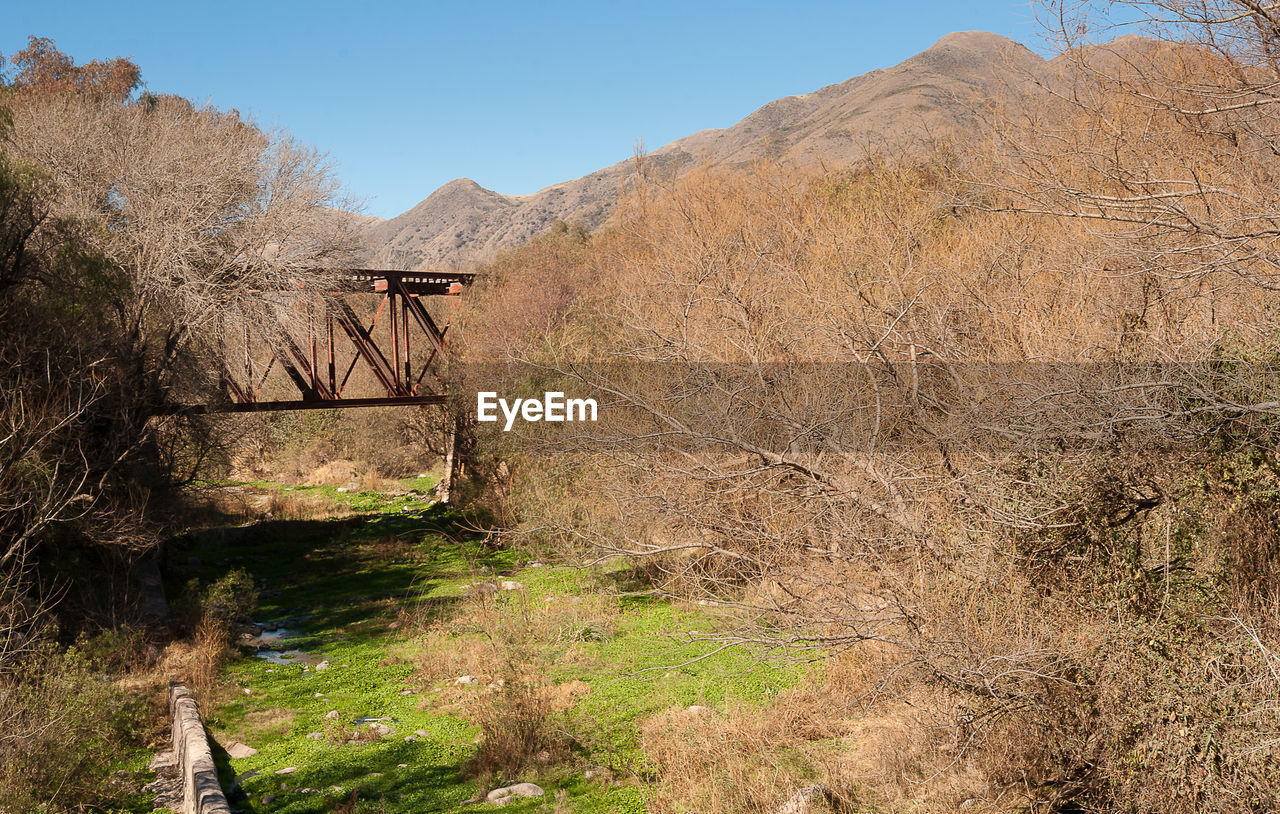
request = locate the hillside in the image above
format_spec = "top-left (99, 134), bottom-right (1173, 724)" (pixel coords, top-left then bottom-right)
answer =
top-left (364, 31), bottom-right (1044, 268)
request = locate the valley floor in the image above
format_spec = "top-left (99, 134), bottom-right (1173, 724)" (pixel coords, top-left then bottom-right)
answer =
top-left (165, 481), bottom-right (801, 814)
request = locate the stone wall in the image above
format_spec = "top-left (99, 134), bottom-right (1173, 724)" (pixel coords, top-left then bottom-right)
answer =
top-left (169, 685), bottom-right (231, 814)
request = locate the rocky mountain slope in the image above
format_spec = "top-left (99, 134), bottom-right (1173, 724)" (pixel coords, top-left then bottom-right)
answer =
top-left (365, 31), bottom-right (1044, 269)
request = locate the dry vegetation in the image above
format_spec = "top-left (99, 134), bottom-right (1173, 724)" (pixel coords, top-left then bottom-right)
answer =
top-left (447, 4), bottom-right (1280, 811)
top-left (0, 38), bottom-right (363, 812)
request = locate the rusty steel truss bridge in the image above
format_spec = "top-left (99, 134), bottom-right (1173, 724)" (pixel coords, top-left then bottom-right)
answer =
top-left (194, 269), bottom-right (473, 413)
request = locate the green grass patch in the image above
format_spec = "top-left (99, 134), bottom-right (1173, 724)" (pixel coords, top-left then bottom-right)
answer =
top-left (167, 493), bottom-right (803, 813)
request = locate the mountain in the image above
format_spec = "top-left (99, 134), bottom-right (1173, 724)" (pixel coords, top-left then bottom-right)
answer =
top-left (364, 31), bottom-right (1045, 269)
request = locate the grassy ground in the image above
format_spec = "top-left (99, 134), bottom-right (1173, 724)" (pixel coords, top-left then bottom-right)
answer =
top-left (164, 482), bottom-right (802, 813)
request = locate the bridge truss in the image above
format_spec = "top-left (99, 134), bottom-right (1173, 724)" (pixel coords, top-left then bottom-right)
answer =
top-left (205, 269), bottom-right (472, 413)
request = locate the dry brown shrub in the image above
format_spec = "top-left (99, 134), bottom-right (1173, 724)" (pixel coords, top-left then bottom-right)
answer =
top-left (186, 614), bottom-right (232, 700)
top-left (306, 459), bottom-right (363, 487)
top-left (468, 676), bottom-right (572, 781)
top-left (412, 620), bottom-right (493, 684)
top-left (640, 702), bottom-right (848, 814)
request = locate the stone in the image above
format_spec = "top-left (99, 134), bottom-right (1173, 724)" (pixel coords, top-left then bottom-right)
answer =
top-left (400, 688), bottom-right (416, 695)
top-left (685, 705), bottom-right (712, 716)
top-left (261, 794), bottom-right (276, 804)
top-left (486, 782), bottom-right (545, 804)
top-left (584, 767), bottom-right (613, 781)
top-left (314, 692), bottom-right (324, 698)
top-left (499, 580), bottom-right (523, 591)
top-left (325, 710), bottom-right (341, 719)
top-left (368, 722), bottom-right (395, 737)
top-left (772, 784), bottom-right (831, 814)
top-left (414, 729), bottom-right (429, 737)
top-left (147, 750), bottom-right (177, 772)
top-left (465, 582), bottom-right (499, 598)
top-left (487, 679), bottom-right (506, 690)
top-left (275, 766), bottom-right (298, 775)
top-left (455, 674), bottom-right (480, 686)
top-left (404, 735), bottom-right (418, 742)
top-left (224, 741), bottom-right (258, 759)
top-left (315, 660), bottom-right (330, 671)
top-left (398, 762), bottom-right (408, 768)
top-left (306, 732), bottom-right (324, 740)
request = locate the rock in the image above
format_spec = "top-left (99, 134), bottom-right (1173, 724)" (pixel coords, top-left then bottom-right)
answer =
top-left (315, 660), bottom-right (330, 671)
top-left (147, 751), bottom-right (177, 772)
top-left (959, 800), bottom-right (982, 811)
top-left (346, 481), bottom-right (360, 491)
top-left (314, 692), bottom-right (324, 698)
top-left (306, 732), bottom-right (324, 740)
top-left (773, 784), bottom-right (832, 814)
top-left (298, 787), bottom-right (317, 794)
top-left (464, 582), bottom-right (499, 598)
top-left (224, 741), bottom-right (258, 759)
top-left (242, 688), bottom-right (252, 695)
top-left (685, 705), bottom-right (712, 716)
top-left (455, 674), bottom-right (480, 686)
top-left (404, 735), bottom-right (418, 742)
top-left (499, 580), bottom-right (523, 591)
top-left (414, 729), bottom-right (429, 737)
top-left (533, 749), bottom-right (551, 764)
top-left (368, 722), bottom-right (395, 737)
top-left (261, 794), bottom-right (276, 804)
top-left (400, 688), bottom-right (416, 695)
top-left (275, 766), bottom-right (298, 775)
top-left (584, 767), bottom-right (613, 781)
top-left (487, 679), bottom-right (506, 690)
top-left (486, 782), bottom-right (545, 804)
top-left (325, 710), bottom-right (341, 719)
top-left (398, 762), bottom-right (408, 768)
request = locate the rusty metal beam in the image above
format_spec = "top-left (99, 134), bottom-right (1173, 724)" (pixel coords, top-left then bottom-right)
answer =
top-left (174, 268), bottom-right (469, 413)
top-left (168, 395), bottom-right (449, 414)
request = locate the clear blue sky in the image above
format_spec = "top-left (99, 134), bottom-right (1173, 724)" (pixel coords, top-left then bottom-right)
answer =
top-left (5, 1), bottom-right (1049, 218)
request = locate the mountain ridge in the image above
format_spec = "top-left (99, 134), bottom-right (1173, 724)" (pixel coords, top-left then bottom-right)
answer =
top-left (364, 31), bottom-right (1046, 269)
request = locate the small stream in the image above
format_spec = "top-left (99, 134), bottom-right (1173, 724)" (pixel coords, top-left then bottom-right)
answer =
top-left (244, 625), bottom-right (325, 665)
